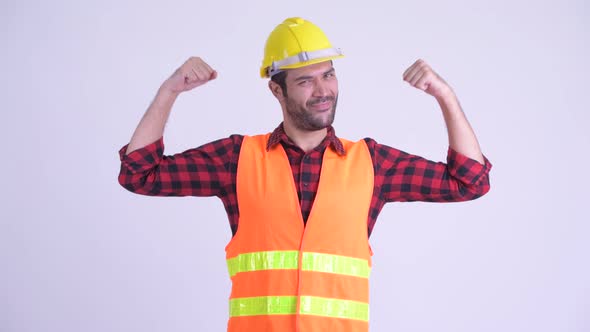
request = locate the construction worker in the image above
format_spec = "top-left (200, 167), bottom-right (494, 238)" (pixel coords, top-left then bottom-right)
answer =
top-left (118, 17), bottom-right (491, 332)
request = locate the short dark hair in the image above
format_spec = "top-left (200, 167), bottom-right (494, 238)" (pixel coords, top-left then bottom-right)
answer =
top-left (270, 71), bottom-right (288, 97)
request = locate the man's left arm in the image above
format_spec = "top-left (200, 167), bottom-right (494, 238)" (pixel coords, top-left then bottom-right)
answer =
top-left (403, 59), bottom-right (485, 164)
top-left (367, 138), bottom-right (491, 203)
top-left (367, 59), bottom-right (492, 203)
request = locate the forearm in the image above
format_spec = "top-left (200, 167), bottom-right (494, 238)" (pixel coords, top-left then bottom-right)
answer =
top-left (436, 91), bottom-right (485, 164)
top-left (402, 59), bottom-right (485, 165)
top-left (125, 87), bottom-right (179, 155)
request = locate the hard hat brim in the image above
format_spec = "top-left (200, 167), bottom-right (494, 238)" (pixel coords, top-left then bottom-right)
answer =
top-left (261, 55), bottom-right (344, 78)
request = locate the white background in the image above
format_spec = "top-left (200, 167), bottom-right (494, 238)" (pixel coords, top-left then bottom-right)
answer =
top-left (2, 0), bottom-right (589, 331)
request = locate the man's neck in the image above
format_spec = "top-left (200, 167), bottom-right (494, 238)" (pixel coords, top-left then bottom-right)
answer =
top-left (282, 121), bottom-right (328, 153)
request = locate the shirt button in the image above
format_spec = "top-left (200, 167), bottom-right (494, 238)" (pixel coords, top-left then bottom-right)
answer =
top-left (303, 183), bottom-right (309, 187)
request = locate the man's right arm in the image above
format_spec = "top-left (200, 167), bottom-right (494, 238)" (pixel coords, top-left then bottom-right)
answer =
top-left (119, 57), bottom-right (237, 197)
top-left (125, 57), bottom-right (217, 155)
top-left (118, 135), bottom-right (242, 197)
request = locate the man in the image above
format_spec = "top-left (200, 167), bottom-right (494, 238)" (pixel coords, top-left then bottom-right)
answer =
top-left (119, 17), bottom-right (491, 332)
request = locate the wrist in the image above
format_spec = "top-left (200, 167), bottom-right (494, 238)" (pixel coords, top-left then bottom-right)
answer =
top-left (436, 88), bottom-right (464, 118)
top-left (435, 86), bottom-right (456, 104)
top-left (157, 85), bottom-right (181, 100)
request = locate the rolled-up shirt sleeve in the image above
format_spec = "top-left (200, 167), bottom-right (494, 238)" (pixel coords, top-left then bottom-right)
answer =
top-left (118, 135), bottom-right (242, 197)
top-left (365, 138), bottom-right (492, 203)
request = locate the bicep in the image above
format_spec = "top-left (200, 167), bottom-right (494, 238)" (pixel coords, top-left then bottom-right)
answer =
top-left (368, 139), bottom-right (470, 203)
top-left (120, 135), bottom-right (242, 197)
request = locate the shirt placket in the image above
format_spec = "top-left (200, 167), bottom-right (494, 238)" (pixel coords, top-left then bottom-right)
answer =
top-left (299, 151), bottom-right (319, 223)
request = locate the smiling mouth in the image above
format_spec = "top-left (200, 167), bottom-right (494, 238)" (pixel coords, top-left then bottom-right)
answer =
top-left (311, 101), bottom-right (331, 108)
top-left (309, 98), bottom-right (333, 110)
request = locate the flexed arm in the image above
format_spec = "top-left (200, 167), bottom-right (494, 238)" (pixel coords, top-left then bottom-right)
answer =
top-left (402, 59), bottom-right (485, 164)
top-left (118, 57), bottom-right (239, 198)
top-left (125, 57), bottom-right (217, 154)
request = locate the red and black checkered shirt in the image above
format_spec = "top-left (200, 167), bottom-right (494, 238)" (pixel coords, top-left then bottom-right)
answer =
top-left (118, 124), bottom-right (492, 237)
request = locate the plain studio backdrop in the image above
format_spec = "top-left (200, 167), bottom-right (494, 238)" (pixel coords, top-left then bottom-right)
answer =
top-left (1, 0), bottom-right (588, 331)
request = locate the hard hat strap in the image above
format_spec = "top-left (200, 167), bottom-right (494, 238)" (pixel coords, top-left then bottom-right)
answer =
top-left (268, 48), bottom-right (342, 77)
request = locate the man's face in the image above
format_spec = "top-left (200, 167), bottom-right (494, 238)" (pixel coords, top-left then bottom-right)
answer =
top-left (281, 61), bottom-right (339, 131)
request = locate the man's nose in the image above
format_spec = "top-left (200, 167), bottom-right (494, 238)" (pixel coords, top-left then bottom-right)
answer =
top-left (312, 79), bottom-right (328, 97)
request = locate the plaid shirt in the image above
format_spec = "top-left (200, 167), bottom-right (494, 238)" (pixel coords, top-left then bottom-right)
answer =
top-left (118, 124), bottom-right (492, 237)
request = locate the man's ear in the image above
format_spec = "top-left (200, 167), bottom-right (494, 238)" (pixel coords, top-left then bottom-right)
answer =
top-left (268, 80), bottom-right (284, 100)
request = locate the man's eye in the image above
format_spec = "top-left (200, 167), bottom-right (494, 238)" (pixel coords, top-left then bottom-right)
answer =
top-left (325, 73), bottom-right (335, 78)
top-left (298, 80), bottom-right (310, 85)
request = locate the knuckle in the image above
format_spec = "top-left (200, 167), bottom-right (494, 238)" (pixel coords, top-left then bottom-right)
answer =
top-left (187, 57), bottom-right (202, 67)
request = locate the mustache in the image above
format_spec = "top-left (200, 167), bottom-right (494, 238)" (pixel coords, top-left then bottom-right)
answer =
top-left (307, 96), bottom-right (335, 107)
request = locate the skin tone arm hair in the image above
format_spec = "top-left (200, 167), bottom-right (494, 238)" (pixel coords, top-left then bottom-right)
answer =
top-left (125, 57), bottom-right (217, 155)
top-left (125, 57), bottom-right (484, 166)
top-left (403, 59), bottom-right (485, 164)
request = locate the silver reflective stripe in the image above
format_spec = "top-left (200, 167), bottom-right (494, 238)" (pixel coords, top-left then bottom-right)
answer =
top-left (268, 48), bottom-right (343, 76)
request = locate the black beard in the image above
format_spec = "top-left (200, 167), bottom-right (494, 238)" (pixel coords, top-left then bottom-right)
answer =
top-left (285, 95), bottom-right (338, 131)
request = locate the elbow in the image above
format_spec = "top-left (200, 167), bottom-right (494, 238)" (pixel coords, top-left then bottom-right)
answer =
top-left (118, 173), bottom-right (134, 192)
top-left (117, 169), bottom-right (157, 195)
top-left (458, 177), bottom-right (491, 201)
top-left (118, 172), bottom-right (140, 194)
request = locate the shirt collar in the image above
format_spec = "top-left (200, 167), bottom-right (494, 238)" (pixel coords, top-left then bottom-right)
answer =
top-left (266, 123), bottom-right (346, 156)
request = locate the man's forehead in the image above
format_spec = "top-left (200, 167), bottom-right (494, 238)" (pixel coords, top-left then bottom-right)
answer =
top-left (288, 61), bottom-right (335, 80)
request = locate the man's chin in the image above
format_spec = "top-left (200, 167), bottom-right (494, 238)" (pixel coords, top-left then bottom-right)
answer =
top-left (307, 117), bottom-right (335, 131)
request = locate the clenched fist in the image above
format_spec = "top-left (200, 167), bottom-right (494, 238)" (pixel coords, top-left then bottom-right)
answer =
top-left (403, 59), bottom-right (453, 100)
top-left (161, 57), bottom-right (218, 94)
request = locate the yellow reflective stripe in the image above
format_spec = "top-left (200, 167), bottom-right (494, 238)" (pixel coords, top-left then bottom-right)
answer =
top-left (230, 296), bottom-right (297, 316)
top-left (227, 251), bottom-right (299, 277)
top-left (300, 296), bottom-right (369, 321)
top-left (227, 251), bottom-right (370, 278)
top-left (302, 252), bottom-right (370, 278)
top-left (229, 296), bottom-right (369, 321)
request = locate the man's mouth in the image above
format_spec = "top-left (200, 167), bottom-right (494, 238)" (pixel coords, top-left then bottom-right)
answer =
top-left (308, 97), bottom-right (334, 110)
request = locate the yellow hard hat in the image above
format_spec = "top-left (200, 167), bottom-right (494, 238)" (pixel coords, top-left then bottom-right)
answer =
top-left (260, 17), bottom-right (344, 78)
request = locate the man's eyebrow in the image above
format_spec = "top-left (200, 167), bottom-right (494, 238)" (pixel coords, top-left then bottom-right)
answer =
top-left (293, 67), bottom-right (335, 82)
top-left (294, 74), bottom-right (314, 82)
top-left (323, 68), bottom-right (335, 75)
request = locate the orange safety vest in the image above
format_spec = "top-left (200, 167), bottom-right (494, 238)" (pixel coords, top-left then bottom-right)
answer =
top-left (225, 134), bottom-right (374, 332)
